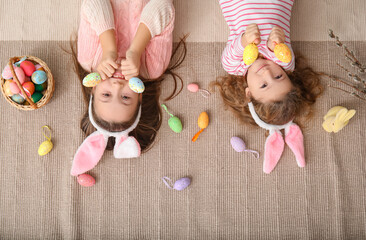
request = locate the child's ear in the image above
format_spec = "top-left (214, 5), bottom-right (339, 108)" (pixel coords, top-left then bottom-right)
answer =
top-left (245, 87), bottom-right (251, 99)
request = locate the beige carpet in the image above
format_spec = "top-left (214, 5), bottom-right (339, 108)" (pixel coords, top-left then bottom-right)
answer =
top-left (1, 1), bottom-right (366, 239)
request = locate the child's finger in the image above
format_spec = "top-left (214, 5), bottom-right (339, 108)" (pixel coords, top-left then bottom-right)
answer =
top-left (121, 68), bottom-right (138, 77)
top-left (103, 63), bottom-right (115, 76)
top-left (106, 59), bottom-right (119, 69)
top-left (99, 70), bottom-right (107, 80)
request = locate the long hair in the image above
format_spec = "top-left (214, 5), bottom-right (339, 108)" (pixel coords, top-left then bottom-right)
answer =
top-left (70, 35), bottom-right (187, 152)
top-left (211, 56), bottom-right (323, 128)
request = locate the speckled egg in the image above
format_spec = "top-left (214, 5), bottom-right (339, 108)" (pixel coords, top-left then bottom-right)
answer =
top-left (243, 43), bottom-right (259, 65)
top-left (11, 94), bottom-right (25, 104)
top-left (82, 72), bottom-right (101, 87)
top-left (38, 139), bottom-right (53, 156)
top-left (9, 81), bottom-right (20, 95)
top-left (230, 136), bottom-right (246, 152)
top-left (35, 82), bottom-right (47, 92)
top-left (3, 80), bottom-right (14, 96)
top-left (187, 83), bottom-right (199, 93)
top-left (274, 43), bottom-right (292, 63)
top-left (129, 77), bottom-right (145, 93)
top-left (77, 174), bottom-right (96, 187)
top-left (31, 70), bottom-right (47, 84)
top-left (31, 92), bottom-right (43, 103)
top-left (2, 65), bottom-right (26, 84)
top-left (20, 60), bottom-right (36, 77)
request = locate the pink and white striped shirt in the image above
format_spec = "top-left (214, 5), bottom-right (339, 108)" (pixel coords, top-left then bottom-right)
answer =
top-left (220, 0), bottom-right (295, 76)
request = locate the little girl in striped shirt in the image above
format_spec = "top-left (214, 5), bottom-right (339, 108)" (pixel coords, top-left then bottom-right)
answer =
top-left (69, 0), bottom-right (186, 177)
top-left (213, 0), bottom-right (323, 173)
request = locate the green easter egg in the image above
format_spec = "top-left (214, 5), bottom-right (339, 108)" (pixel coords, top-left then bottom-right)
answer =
top-left (35, 82), bottom-right (47, 92)
top-left (168, 116), bottom-right (182, 133)
top-left (31, 92), bottom-right (43, 103)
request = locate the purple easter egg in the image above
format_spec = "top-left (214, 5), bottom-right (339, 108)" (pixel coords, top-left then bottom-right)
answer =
top-left (173, 177), bottom-right (191, 191)
top-left (230, 136), bottom-right (246, 152)
top-left (77, 174), bottom-right (96, 187)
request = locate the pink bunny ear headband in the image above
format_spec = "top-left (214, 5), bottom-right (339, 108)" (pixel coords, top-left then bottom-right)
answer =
top-left (70, 96), bottom-right (141, 176)
top-left (248, 102), bottom-right (305, 174)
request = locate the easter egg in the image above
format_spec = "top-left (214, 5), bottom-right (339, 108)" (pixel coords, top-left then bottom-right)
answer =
top-left (82, 72), bottom-right (101, 87)
top-left (77, 174), bottom-right (96, 187)
top-left (11, 94), bottom-right (25, 104)
top-left (168, 116), bottom-right (183, 133)
top-left (31, 70), bottom-right (47, 84)
top-left (9, 81), bottom-right (20, 94)
top-left (3, 80), bottom-right (14, 96)
top-left (35, 82), bottom-right (47, 92)
top-left (274, 43), bottom-right (292, 63)
top-left (20, 60), bottom-right (36, 77)
top-left (230, 136), bottom-right (246, 152)
top-left (197, 112), bottom-right (209, 129)
top-left (22, 81), bottom-right (35, 96)
top-left (129, 77), bottom-right (145, 93)
top-left (187, 83), bottom-right (199, 93)
top-left (2, 65), bottom-right (13, 79)
top-left (2, 65), bottom-right (26, 83)
top-left (35, 64), bottom-right (45, 71)
top-left (243, 43), bottom-right (259, 65)
top-left (173, 177), bottom-right (191, 191)
top-left (38, 140), bottom-right (53, 156)
top-left (31, 92), bottom-right (43, 103)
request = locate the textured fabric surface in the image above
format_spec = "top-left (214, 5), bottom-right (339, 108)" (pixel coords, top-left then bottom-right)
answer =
top-left (1, 0), bottom-right (366, 239)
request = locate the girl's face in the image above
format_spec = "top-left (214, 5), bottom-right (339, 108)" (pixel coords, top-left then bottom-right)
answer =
top-left (245, 58), bottom-right (292, 103)
top-left (92, 76), bottom-right (141, 123)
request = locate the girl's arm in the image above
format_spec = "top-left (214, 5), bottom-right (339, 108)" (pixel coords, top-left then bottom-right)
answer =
top-left (97, 29), bottom-right (119, 80)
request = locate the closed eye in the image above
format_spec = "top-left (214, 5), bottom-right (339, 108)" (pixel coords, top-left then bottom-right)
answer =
top-left (260, 83), bottom-right (267, 88)
top-left (102, 93), bottom-right (111, 97)
top-left (275, 74), bottom-right (283, 79)
top-left (122, 95), bottom-right (130, 100)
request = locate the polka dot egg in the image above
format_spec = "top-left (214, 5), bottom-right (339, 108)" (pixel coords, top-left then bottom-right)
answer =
top-left (83, 72), bottom-right (101, 87)
top-left (129, 77), bottom-right (145, 93)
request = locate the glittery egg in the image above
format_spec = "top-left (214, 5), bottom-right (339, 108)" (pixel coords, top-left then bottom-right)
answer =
top-left (168, 116), bottom-right (183, 133)
top-left (11, 94), bottom-right (25, 104)
top-left (230, 136), bottom-right (246, 152)
top-left (77, 174), bottom-right (96, 187)
top-left (2, 65), bottom-right (26, 83)
top-left (3, 80), bottom-right (14, 96)
top-left (35, 82), bottom-right (47, 92)
top-left (20, 60), bottom-right (36, 77)
top-left (82, 72), bottom-right (101, 87)
top-left (9, 81), bottom-right (20, 95)
top-left (129, 77), bottom-right (145, 93)
top-left (274, 43), bottom-right (292, 63)
top-left (197, 112), bottom-right (209, 129)
top-left (187, 83), bottom-right (199, 93)
top-left (31, 92), bottom-right (43, 103)
top-left (38, 139), bottom-right (53, 156)
top-left (31, 70), bottom-right (47, 84)
top-left (22, 81), bottom-right (35, 97)
top-left (243, 43), bottom-right (259, 65)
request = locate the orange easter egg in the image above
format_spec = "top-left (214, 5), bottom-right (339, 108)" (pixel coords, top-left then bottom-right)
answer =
top-left (274, 43), bottom-right (292, 63)
top-left (197, 112), bottom-right (209, 129)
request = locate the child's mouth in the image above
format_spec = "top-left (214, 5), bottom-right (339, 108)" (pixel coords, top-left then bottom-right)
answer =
top-left (112, 71), bottom-right (125, 79)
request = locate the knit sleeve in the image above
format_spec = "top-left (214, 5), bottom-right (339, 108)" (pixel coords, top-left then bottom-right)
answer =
top-left (140, 0), bottom-right (174, 38)
top-left (81, 0), bottom-right (115, 36)
top-left (221, 33), bottom-right (249, 76)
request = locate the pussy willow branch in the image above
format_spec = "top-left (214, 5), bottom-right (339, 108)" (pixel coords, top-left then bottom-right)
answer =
top-left (321, 73), bottom-right (364, 94)
top-left (327, 85), bottom-right (366, 101)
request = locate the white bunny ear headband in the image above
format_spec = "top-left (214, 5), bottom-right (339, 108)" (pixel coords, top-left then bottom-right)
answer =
top-left (248, 102), bottom-right (305, 174)
top-left (70, 95), bottom-right (141, 176)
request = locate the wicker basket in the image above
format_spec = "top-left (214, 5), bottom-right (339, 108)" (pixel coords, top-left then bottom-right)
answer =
top-left (0, 56), bottom-right (54, 110)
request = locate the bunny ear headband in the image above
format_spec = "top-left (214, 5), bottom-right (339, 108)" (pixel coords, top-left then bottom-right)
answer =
top-left (70, 95), bottom-right (142, 176)
top-left (248, 102), bottom-right (305, 174)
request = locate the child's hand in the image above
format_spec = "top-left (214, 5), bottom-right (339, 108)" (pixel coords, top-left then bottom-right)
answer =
top-left (97, 52), bottom-right (119, 80)
top-left (121, 49), bottom-right (141, 80)
top-left (241, 23), bottom-right (261, 47)
top-left (267, 26), bottom-right (286, 52)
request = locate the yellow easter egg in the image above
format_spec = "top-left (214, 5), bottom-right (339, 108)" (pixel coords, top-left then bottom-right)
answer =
top-left (197, 112), bottom-right (209, 129)
top-left (274, 43), bottom-right (292, 63)
top-left (243, 43), bottom-right (259, 65)
top-left (38, 140), bottom-right (53, 156)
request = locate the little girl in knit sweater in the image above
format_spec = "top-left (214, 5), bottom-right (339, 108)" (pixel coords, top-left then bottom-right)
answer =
top-left (70, 0), bottom-right (186, 176)
top-left (213, 0), bottom-right (323, 173)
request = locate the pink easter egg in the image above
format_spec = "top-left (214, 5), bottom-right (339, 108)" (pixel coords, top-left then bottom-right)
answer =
top-left (230, 136), bottom-right (246, 152)
top-left (35, 64), bottom-right (44, 71)
top-left (187, 83), bottom-right (199, 93)
top-left (2, 65), bottom-right (13, 79)
top-left (9, 81), bottom-right (20, 94)
top-left (20, 60), bottom-right (36, 77)
top-left (77, 174), bottom-right (96, 187)
top-left (4, 66), bottom-right (26, 84)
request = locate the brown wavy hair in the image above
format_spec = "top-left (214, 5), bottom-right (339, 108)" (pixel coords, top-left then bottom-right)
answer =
top-left (211, 56), bottom-right (323, 128)
top-left (70, 35), bottom-right (187, 152)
